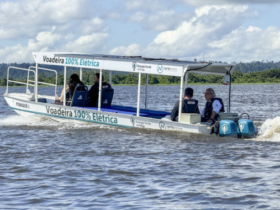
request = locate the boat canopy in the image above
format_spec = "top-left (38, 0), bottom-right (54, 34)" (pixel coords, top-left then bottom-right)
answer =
top-left (32, 52), bottom-right (235, 76)
top-left (31, 52), bottom-right (235, 119)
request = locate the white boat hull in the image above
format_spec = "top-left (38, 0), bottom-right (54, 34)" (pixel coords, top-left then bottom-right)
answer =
top-left (4, 93), bottom-right (211, 135)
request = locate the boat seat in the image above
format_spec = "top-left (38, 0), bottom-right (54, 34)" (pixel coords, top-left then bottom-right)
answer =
top-left (218, 112), bottom-right (239, 121)
top-left (71, 85), bottom-right (88, 107)
top-left (30, 94), bottom-right (47, 103)
top-left (37, 98), bottom-right (47, 103)
top-left (103, 105), bottom-right (170, 118)
top-left (180, 113), bottom-right (201, 124)
top-left (96, 88), bottom-right (114, 107)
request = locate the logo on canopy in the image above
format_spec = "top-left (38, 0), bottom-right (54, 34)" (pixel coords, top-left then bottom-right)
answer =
top-left (157, 65), bottom-right (163, 74)
top-left (132, 62), bottom-right (136, 71)
top-left (221, 124), bottom-right (228, 134)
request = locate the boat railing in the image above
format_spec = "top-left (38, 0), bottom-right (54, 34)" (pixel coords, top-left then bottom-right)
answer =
top-left (28, 66), bottom-right (58, 97)
top-left (5, 66), bottom-right (35, 95)
top-left (5, 66), bottom-right (58, 97)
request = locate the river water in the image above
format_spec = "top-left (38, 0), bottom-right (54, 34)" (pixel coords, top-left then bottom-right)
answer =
top-left (1, 85), bottom-right (280, 209)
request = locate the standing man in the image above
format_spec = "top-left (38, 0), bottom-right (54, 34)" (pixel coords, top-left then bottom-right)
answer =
top-left (201, 88), bottom-right (225, 124)
top-left (87, 73), bottom-right (111, 107)
top-left (170, 87), bottom-right (200, 121)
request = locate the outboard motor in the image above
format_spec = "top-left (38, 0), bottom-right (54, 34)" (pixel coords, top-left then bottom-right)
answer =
top-left (238, 118), bottom-right (255, 137)
top-left (219, 120), bottom-right (238, 137)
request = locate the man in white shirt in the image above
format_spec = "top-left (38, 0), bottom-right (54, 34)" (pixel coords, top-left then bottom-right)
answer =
top-left (201, 88), bottom-right (225, 124)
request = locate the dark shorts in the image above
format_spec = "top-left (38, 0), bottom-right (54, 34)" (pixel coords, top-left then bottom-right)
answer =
top-left (201, 113), bottom-right (220, 122)
top-left (201, 116), bottom-right (208, 122)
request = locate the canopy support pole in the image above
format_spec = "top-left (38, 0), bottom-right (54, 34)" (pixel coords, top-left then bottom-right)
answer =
top-left (98, 69), bottom-right (103, 111)
top-left (35, 63), bottom-right (38, 102)
top-left (137, 73), bottom-right (141, 117)
top-left (145, 74), bottom-right (148, 109)
top-left (184, 72), bottom-right (188, 90)
top-left (225, 66), bottom-right (234, 113)
top-left (5, 66), bottom-right (9, 95)
top-left (63, 66), bottom-right (67, 106)
top-left (80, 67), bottom-right (83, 81)
top-left (109, 71), bottom-right (112, 85)
top-left (228, 74), bottom-right (231, 113)
top-left (26, 68), bottom-right (30, 94)
top-left (178, 67), bottom-right (189, 122)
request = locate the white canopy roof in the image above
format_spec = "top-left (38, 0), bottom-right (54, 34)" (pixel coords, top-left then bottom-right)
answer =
top-left (32, 52), bottom-right (235, 76)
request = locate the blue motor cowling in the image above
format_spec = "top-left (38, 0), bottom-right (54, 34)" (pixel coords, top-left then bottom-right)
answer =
top-left (238, 119), bottom-right (255, 137)
top-left (219, 120), bottom-right (238, 137)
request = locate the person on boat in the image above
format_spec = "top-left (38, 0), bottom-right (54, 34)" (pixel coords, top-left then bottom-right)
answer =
top-left (201, 88), bottom-right (225, 124)
top-left (170, 87), bottom-right (200, 121)
top-left (65, 80), bottom-right (78, 106)
top-left (86, 73), bottom-right (112, 107)
top-left (60, 74), bottom-right (84, 103)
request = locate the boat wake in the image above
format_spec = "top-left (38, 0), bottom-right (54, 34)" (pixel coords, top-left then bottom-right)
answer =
top-left (256, 117), bottom-right (280, 141)
top-left (3, 114), bottom-right (279, 141)
top-left (0, 115), bottom-right (118, 131)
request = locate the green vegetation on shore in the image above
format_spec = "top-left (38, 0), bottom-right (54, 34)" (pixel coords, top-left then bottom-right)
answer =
top-left (1, 68), bottom-right (280, 87)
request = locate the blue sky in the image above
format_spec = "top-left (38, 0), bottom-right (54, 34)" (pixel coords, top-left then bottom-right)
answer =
top-left (0, 0), bottom-right (280, 63)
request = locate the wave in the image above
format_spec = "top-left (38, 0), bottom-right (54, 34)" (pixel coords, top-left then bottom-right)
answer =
top-left (256, 116), bottom-right (280, 141)
top-left (3, 114), bottom-right (279, 141)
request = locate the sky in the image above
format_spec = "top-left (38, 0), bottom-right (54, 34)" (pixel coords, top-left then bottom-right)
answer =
top-left (0, 0), bottom-right (280, 63)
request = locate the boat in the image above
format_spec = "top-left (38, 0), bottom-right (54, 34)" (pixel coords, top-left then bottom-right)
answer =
top-left (3, 52), bottom-right (256, 137)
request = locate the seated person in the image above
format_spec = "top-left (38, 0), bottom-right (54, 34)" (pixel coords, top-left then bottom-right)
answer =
top-left (65, 81), bottom-right (77, 106)
top-left (87, 73), bottom-right (112, 107)
top-left (170, 87), bottom-right (200, 121)
top-left (60, 74), bottom-right (84, 103)
top-left (201, 88), bottom-right (225, 124)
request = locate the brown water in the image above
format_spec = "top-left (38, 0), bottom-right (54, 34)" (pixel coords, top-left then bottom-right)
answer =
top-left (1, 85), bottom-right (280, 209)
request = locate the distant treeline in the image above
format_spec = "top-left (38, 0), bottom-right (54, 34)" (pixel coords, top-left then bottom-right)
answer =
top-left (1, 61), bottom-right (280, 86)
top-left (1, 60), bottom-right (280, 79)
top-left (0, 63), bottom-right (125, 80)
top-left (235, 61), bottom-right (280, 73)
top-left (2, 68), bottom-right (280, 86)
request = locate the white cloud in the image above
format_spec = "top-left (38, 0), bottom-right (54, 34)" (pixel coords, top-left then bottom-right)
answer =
top-left (0, 45), bottom-right (31, 63)
top-left (123, 0), bottom-right (192, 32)
top-left (109, 5), bottom-right (280, 62)
top-left (0, 29), bottom-right (108, 63)
top-left (28, 31), bottom-right (61, 51)
top-left (0, 0), bottom-right (96, 40)
top-left (63, 33), bottom-right (108, 53)
top-left (129, 12), bottom-right (146, 22)
top-left (195, 5), bottom-right (248, 17)
top-left (0, 29), bottom-right (63, 63)
top-left (1, 0), bottom-right (280, 64)
top-left (144, 5), bottom-right (257, 57)
top-left (103, 13), bottom-right (121, 19)
top-left (128, 10), bottom-right (192, 31)
top-left (208, 26), bottom-right (280, 61)
top-left (0, 0), bottom-right (109, 62)
top-left (181, 0), bottom-right (280, 6)
top-left (109, 44), bottom-right (142, 56)
top-left (0, 0), bottom-right (92, 26)
top-left (124, 0), bottom-right (171, 11)
top-left (80, 18), bottom-right (109, 35)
